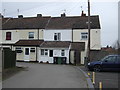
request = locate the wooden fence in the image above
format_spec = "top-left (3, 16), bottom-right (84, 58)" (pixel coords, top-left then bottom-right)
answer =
top-left (2, 48), bottom-right (16, 69)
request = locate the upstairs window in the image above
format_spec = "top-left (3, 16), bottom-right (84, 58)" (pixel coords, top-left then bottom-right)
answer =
top-left (54, 33), bottom-right (61, 41)
top-left (81, 32), bottom-right (88, 40)
top-left (29, 32), bottom-right (34, 39)
top-left (6, 32), bottom-right (11, 40)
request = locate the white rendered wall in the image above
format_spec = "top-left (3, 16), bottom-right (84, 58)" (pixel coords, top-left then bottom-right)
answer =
top-left (39, 48), bottom-right (69, 63)
top-left (44, 29), bottom-right (72, 41)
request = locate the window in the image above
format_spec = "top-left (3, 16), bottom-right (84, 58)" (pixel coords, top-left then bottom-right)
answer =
top-left (54, 33), bottom-right (61, 41)
top-left (41, 49), bottom-right (48, 56)
top-left (6, 32), bottom-right (11, 40)
top-left (61, 50), bottom-right (65, 56)
top-left (25, 48), bottom-right (29, 55)
top-left (41, 49), bottom-right (44, 55)
top-left (105, 56), bottom-right (116, 63)
top-left (16, 47), bottom-right (22, 53)
top-left (45, 49), bottom-right (48, 55)
top-left (30, 48), bottom-right (35, 52)
top-left (29, 32), bottom-right (34, 39)
top-left (81, 32), bottom-right (88, 40)
top-left (117, 56), bottom-right (120, 63)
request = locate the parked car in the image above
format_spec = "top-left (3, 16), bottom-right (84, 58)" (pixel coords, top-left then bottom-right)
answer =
top-left (87, 55), bottom-right (120, 72)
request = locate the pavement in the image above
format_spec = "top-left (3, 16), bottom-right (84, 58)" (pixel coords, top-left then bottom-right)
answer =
top-left (2, 62), bottom-right (92, 89)
top-left (79, 66), bottom-right (120, 89)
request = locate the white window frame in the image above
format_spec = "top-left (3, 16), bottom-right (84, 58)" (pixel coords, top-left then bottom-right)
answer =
top-left (30, 48), bottom-right (35, 52)
top-left (61, 50), bottom-right (65, 56)
top-left (16, 47), bottom-right (22, 53)
top-left (81, 32), bottom-right (88, 40)
top-left (29, 32), bottom-right (34, 39)
top-left (41, 49), bottom-right (48, 56)
top-left (54, 33), bottom-right (61, 41)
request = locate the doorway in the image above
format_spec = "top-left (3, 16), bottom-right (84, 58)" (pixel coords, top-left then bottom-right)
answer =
top-left (24, 48), bottom-right (30, 61)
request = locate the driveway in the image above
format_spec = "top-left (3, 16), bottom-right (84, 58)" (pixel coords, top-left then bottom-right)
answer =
top-left (3, 62), bottom-right (88, 88)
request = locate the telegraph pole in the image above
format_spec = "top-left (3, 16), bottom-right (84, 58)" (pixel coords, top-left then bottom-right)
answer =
top-left (87, 0), bottom-right (91, 62)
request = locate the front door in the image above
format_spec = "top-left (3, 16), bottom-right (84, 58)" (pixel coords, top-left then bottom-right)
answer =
top-left (24, 48), bottom-right (30, 61)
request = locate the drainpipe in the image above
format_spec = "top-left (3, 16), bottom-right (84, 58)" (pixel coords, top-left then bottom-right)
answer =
top-left (72, 29), bottom-right (73, 42)
top-left (38, 29), bottom-right (39, 40)
top-left (36, 46), bottom-right (38, 62)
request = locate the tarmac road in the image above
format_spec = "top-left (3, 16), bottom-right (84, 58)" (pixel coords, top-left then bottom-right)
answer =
top-left (3, 62), bottom-right (88, 88)
top-left (79, 66), bottom-right (120, 89)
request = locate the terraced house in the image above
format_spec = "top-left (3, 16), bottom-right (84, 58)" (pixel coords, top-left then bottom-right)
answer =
top-left (0, 12), bottom-right (101, 65)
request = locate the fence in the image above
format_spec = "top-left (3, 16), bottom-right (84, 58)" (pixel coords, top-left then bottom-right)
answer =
top-left (2, 48), bottom-right (16, 69)
top-left (90, 49), bottom-right (118, 61)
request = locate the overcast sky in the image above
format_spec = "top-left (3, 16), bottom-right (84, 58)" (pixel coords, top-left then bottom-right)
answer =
top-left (0, 0), bottom-right (119, 47)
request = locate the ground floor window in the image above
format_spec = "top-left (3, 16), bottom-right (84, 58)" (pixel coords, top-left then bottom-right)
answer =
top-left (30, 48), bottom-right (35, 52)
top-left (16, 47), bottom-right (22, 53)
top-left (41, 49), bottom-right (48, 56)
top-left (61, 50), bottom-right (65, 56)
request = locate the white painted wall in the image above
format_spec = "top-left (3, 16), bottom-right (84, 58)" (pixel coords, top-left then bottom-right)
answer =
top-left (81, 51), bottom-right (87, 64)
top-left (39, 48), bottom-right (69, 63)
top-left (44, 29), bottom-right (72, 41)
top-left (73, 29), bottom-right (101, 50)
top-left (90, 29), bottom-right (101, 50)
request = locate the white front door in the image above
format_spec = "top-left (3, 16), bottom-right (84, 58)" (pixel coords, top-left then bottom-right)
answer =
top-left (24, 48), bottom-right (30, 61)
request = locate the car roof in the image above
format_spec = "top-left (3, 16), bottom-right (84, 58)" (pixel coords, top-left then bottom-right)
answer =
top-left (107, 55), bottom-right (120, 57)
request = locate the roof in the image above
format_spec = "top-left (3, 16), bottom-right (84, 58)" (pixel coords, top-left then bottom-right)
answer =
top-left (46, 16), bottom-right (100, 29)
top-left (1, 15), bottom-right (101, 30)
top-left (14, 40), bottom-right (44, 46)
top-left (40, 41), bottom-right (70, 48)
top-left (2, 17), bottom-right (51, 30)
top-left (70, 42), bottom-right (85, 51)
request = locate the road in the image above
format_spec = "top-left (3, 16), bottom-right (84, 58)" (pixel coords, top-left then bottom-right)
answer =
top-left (79, 66), bottom-right (120, 89)
top-left (3, 62), bottom-right (88, 88)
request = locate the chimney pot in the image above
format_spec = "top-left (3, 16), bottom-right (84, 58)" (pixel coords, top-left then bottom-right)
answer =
top-left (61, 13), bottom-right (66, 17)
top-left (81, 11), bottom-right (86, 16)
top-left (37, 14), bottom-right (42, 17)
top-left (18, 15), bottom-right (23, 18)
top-left (0, 13), bottom-right (4, 18)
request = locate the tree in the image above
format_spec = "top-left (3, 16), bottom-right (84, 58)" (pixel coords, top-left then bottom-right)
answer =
top-left (113, 40), bottom-right (120, 49)
top-left (113, 40), bottom-right (120, 54)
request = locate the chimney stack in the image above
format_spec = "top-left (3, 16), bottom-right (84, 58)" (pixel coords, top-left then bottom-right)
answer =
top-left (0, 13), bottom-right (4, 18)
top-left (81, 11), bottom-right (86, 16)
top-left (37, 14), bottom-right (42, 17)
top-left (61, 13), bottom-right (66, 17)
top-left (18, 15), bottom-right (23, 18)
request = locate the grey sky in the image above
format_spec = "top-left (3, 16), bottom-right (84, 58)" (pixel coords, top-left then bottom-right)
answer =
top-left (1, 0), bottom-right (119, 47)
